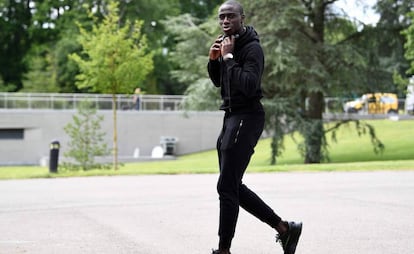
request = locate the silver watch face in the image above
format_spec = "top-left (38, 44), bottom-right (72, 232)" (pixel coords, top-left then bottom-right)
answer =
top-left (225, 53), bottom-right (233, 59)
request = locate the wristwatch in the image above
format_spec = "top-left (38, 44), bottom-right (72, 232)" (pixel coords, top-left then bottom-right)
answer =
top-left (223, 53), bottom-right (234, 61)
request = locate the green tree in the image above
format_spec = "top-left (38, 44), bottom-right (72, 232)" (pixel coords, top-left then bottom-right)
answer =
top-left (2, 0), bottom-right (223, 94)
top-left (162, 14), bottom-right (221, 109)
top-left (244, 0), bottom-right (386, 164)
top-left (359, 0), bottom-right (414, 94)
top-left (401, 12), bottom-right (414, 76)
top-left (0, 0), bottom-right (32, 91)
top-left (24, 0), bottom-right (94, 93)
top-left (70, 1), bottom-right (153, 170)
top-left (165, 1), bottom-right (386, 164)
top-left (63, 100), bottom-right (111, 171)
top-left (177, 0), bottom-right (222, 19)
top-left (21, 44), bottom-right (57, 92)
top-left (116, 0), bottom-right (179, 94)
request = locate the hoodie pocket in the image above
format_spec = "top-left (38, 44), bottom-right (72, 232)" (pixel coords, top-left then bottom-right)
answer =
top-left (220, 117), bottom-right (243, 150)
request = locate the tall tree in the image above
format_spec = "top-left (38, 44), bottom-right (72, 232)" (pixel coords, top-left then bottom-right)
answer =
top-left (402, 12), bottom-right (414, 75)
top-left (244, 0), bottom-right (372, 163)
top-left (116, 0), bottom-right (180, 94)
top-left (374, 0), bottom-right (414, 89)
top-left (70, 1), bottom-right (153, 170)
top-left (165, 0), bottom-right (386, 164)
top-left (162, 14), bottom-right (221, 108)
top-left (0, 0), bottom-right (31, 91)
top-left (132, 0), bottom-right (222, 94)
top-left (361, 0), bottom-right (414, 94)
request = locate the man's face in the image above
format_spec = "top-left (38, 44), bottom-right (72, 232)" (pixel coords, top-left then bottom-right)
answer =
top-left (218, 4), bottom-right (244, 36)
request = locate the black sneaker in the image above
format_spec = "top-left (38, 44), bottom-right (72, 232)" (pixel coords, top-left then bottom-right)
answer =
top-left (211, 249), bottom-right (230, 254)
top-left (276, 221), bottom-right (303, 254)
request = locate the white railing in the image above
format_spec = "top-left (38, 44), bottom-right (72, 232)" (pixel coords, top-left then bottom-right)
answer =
top-left (0, 93), bottom-right (411, 115)
top-left (0, 93), bottom-right (185, 111)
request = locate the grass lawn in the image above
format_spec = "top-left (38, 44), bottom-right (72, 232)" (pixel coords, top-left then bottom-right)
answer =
top-left (0, 119), bottom-right (413, 179)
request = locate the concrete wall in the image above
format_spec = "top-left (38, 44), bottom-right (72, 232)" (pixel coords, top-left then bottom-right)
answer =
top-left (0, 110), bottom-right (223, 165)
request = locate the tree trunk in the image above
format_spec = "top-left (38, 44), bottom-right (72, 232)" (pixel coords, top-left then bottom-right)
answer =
top-left (303, 0), bottom-right (326, 164)
top-left (112, 94), bottom-right (118, 170)
top-left (305, 91), bottom-right (324, 163)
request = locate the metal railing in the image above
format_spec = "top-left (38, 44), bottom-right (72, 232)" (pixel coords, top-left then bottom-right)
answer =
top-left (0, 92), bottom-right (185, 111)
top-left (0, 92), bottom-right (412, 115)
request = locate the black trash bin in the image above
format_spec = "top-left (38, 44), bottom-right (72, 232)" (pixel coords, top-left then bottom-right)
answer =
top-left (49, 140), bottom-right (60, 173)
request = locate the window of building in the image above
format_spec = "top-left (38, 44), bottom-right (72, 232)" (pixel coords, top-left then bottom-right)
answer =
top-left (0, 129), bottom-right (24, 140)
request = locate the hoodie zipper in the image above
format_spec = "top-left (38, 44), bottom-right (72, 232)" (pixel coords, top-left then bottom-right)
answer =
top-left (227, 69), bottom-right (232, 112)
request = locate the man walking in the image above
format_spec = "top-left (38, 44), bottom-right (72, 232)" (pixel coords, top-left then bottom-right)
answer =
top-left (208, 1), bottom-right (302, 253)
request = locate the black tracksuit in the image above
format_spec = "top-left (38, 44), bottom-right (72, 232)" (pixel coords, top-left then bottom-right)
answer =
top-left (208, 26), bottom-right (282, 249)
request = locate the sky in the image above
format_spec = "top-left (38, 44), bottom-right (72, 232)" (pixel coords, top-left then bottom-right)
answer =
top-left (333, 0), bottom-right (380, 25)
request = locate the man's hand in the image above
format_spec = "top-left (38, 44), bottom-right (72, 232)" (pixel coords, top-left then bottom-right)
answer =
top-left (209, 35), bottom-right (235, 60)
top-left (209, 36), bottom-right (223, 60)
top-left (220, 35), bottom-right (235, 56)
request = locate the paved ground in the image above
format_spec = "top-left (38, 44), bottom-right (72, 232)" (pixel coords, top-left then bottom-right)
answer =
top-left (0, 171), bottom-right (413, 254)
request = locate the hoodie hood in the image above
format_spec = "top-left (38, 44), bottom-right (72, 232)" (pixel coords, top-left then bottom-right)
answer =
top-left (234, 26), bottom-right (260, 52)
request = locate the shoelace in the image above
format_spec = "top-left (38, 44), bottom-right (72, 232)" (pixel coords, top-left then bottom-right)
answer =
top-left (275, 234), bottom-right (282, 244)
top-left (275, 233), bottom-right (288, 248)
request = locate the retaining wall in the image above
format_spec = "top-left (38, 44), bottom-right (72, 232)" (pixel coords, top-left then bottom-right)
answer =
top-left (0, 110), bottom-right (223, 165)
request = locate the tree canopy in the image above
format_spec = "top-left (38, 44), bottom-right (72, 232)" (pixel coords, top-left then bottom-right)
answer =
top-left (402, 12), bottom-right (414, 76)
top-left (164, 0), bottom-right (412, 164)
top-left (1, 0), bottom-right (413, 164)
top-left (0, 0), bottom-right (222, 94)
top-left (70, 1), bottom-right (153, 170)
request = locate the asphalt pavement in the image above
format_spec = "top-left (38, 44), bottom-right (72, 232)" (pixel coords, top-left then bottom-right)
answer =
top-left (0, 171), bottom-right (413, 254)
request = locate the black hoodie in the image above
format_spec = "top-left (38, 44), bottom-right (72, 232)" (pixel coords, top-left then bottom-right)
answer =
top-left (207, 26), bottom-right (264, 113)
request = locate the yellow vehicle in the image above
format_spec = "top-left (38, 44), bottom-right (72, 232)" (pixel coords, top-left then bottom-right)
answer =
top-left (343, 93), bottom-right (398, 114)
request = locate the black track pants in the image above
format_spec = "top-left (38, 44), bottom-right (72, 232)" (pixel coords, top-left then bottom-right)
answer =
top-left (216, 111), bottom-right (282, 249)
